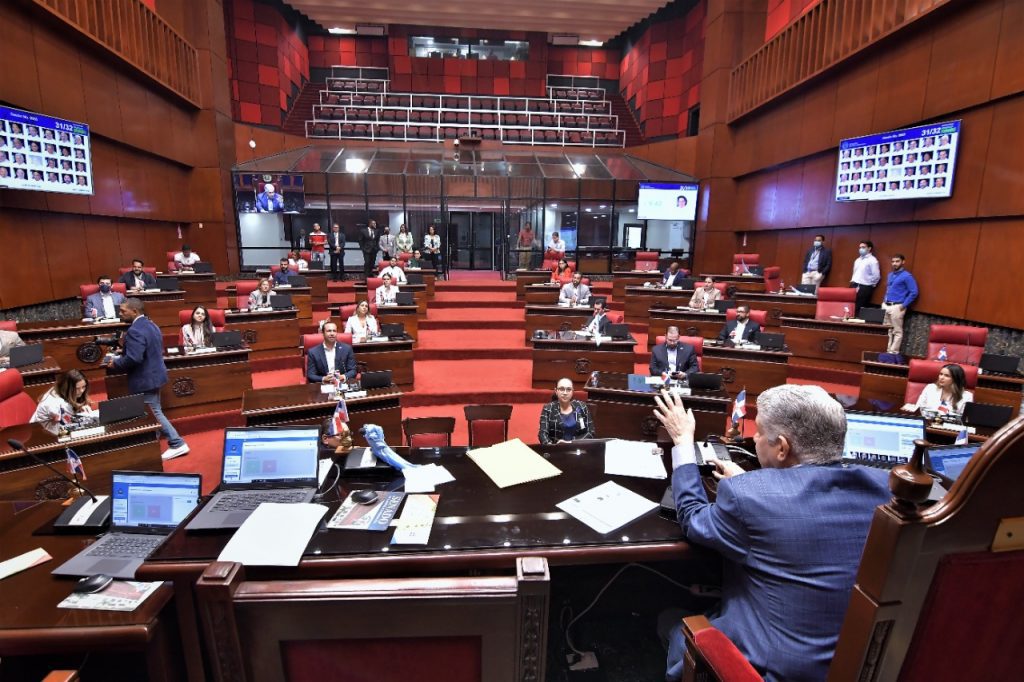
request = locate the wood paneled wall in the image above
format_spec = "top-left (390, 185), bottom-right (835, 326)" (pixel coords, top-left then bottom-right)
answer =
top-left (0, 0), bottom-right (238, 310)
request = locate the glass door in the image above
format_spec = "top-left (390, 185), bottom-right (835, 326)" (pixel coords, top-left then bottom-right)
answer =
top-left (449, 210), bottom-right (497, 269)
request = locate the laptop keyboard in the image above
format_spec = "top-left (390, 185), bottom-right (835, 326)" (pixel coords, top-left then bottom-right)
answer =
top-left (87, 534), bottom-right (162, 557)
top-left (211, 489), bottom-right (310, 512)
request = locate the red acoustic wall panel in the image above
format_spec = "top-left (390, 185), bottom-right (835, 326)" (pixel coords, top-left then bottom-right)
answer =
top-left (765, 0), bottom-right (823, 40)
top-left (547, 46), bottom-right (620, 80)
top-left (308, 35), bottom-right (389, 69)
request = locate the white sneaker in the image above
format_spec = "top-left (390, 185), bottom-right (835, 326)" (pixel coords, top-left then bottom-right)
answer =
top-left (161, 443), bottom-right (191, 461)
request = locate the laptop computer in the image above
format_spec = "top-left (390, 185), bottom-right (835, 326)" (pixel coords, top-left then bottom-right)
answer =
top-left (606, 323), bottom-right (630, 340)
top-left (270, 293), bottom-right (293, 309)
top-left (211, 330), bottom-right (243, 349)
top-left (713, 299), bottom-right (736, 313)
top-left (794, 284), bottom-right (817, 295)
top-left (962, 401), bottom-right (1014, 430)
top-left (380, 322), bottom-right (405, 339)
top-left (979, 353), bottom-right (1020, 376)
top-left (156, 276), bottom-right (179, 292)
top-left (98, 393), bottom-right (147, 425)
top-left (842, 411), bottom-right (924, 467)
top-left (757, 332), bottom-right (785, 351)
top-left (9, 343), bottom-right (43, 368)
top-left (52, 471), bottom-right (201, 579)
top-left (925, 443), bottom-right (980, 484)
top-left (192, 261), bottom-right (214, 273)
top-left (860, 307), bottom-right (886, 324)
top-left (395, 291), bottom-right (416, 306)
top-left (687, 372), bottom-right (723, 391)
top-left (359, 370), bottom-right (393, 389)
top-left (186, 426), bottom-right (320, 531)
top-left (405, 272), bottom-right (424, 285)
top-left (746, 265), bottom-right (764, 276)
top-left (675, 277), bottom-right (696, 290)
top-left (287, 274), bottom-right (308, 287)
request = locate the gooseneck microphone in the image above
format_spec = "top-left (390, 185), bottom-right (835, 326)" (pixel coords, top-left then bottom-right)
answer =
top-left (7, 438), bottom-right (98, 503)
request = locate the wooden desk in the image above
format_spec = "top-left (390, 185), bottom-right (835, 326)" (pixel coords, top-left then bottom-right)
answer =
top-left (584, 371), bottom-right (731, 440)
top-left (698, 273), bottom-right (764, 294)
top-left (134, 290), bottom-right (188, 332)
top-left (0, 501), bottom-right (182, 682)
top-left (515, 270), bottom-right (554, 298)
top-left (0, 417), bottom-right (162, 499)
top-left (648, 309), bottom-right (727, 349)
top-left (105, 348), bottom-right (253, 419)
top-left (734, 292), bottom-right (817, 326)
top-left (404, 268), bottom-right (436, 297)
top-left (700, 343), bottom-right (791, 397)
top-left (524, 304), bottom-right (595, 343)
top-left (174, 272), bottom-right (217, 308)
top-left (18, 319), bottom-right (129, 381)
top-left (780, 316), bottom-right (888, 371)
top-left (227, 284), bottom-right (312, 324)
top-left (531, 333), bottom-right (636, 388)
top-left (623, 285), bottom-right (694, 323)
top-left (241, 383), bottom-right (403, 442)
top-left (837, 392), bottom-right (997, 444)
top-left (353, 283), bottom-right (428, 316)
top-left (524, 283), bottom-right (562, 305)
top-left (223, 309), bottom-right (300, 361)
top-left (17, 356), bottom-right (61, 401)
top-left (352, 337), bottom-right (414, 389)
top-left (611, 271), bottom-right (662, 301)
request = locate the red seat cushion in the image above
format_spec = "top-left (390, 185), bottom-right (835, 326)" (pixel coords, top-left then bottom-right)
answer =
top-left (409, 433), bottom-right (449, 448)
top-left (0, 370), bottom-right (37, 428)
top-left (469, 420), bottom-right (506, 448)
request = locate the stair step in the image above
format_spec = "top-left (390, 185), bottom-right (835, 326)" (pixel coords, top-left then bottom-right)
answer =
top-left (414, 348), bottom-right (532, 360)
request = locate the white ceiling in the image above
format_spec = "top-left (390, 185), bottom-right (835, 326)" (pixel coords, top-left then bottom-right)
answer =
top-left (286, 0), bottom-right (671, 43)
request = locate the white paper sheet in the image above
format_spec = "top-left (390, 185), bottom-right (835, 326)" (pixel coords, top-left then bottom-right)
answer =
top-left (218, 503), bottom-right (327, 566)
top-left (604, 440), bottom-right (668, 479)
top-left (556, 481), bottom-right (659, 534)
top-left (402, 463), bottom-right (455, 493)
top-left (0, 547), bottom-right (51, 580)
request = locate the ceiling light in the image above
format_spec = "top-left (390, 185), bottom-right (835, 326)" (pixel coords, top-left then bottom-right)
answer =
top-left (345, 158), bottom-right (367, 173)
top-left (328, 27), bottom-right (355, 34)
top-left (578, 39), bottom-right (603, 47)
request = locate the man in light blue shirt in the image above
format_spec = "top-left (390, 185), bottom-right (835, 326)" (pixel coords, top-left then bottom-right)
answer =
top-left (881, 253), bottom-right (918, 354)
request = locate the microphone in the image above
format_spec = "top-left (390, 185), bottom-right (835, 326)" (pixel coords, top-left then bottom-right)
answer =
top-left (7, 439), bottom-right (97, 503)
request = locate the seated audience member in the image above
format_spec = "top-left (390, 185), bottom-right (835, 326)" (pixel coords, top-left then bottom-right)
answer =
top-left (551, 258), bottom-right (573, 284)
top-left (717, 305), bottom-right (760, 344)
top-left (650, 326), bottom-right (699, 378)
top-left (247, 278), bottom-right (276, 308)
top-left (0, 326), bottom-right (26, 361)
top-left (173, 244), bottom-right (201, 271)
top-left (31, 369), bottom-right (95, 435)
top-left (84, 275), bottom-right (125, 319)
top-left (374, 273), bottom-right (400, 306)
top-left (653, 385), bottom-right (891, 681)
top-left (286, 250), bottom-right (309, 271)
top-left (558, 271), bottom-right (591, 306)
top-left (688, 277), bottom-right (722, 310)
top-left (407, 250), bottom-right (424, 268)
top-left (344, 300), bottom-right (379, 343)
top-left (538, 378), bottom-right (595, 444)
top-left (583, 298), bottom-right (610, 336)
top-left (118, 259), bottom-right (157, 291)
top-left (379, 256), bottom-right (407, 284)
top-left (902, 363), bottom-right (973, 416)
top-left (662, 261), bottom-right (686, 287)
top-left (306, 320), bottom-right (356, 384)
top-left (181, 306), bottom-right (214, 350)
top-left (547, 231), bottom-right (566, 253)
top-left (272, 258), bottom-right (294, 286)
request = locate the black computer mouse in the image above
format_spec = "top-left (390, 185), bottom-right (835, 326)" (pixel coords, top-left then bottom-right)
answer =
top-left (74, 573), bottom-right (114, 594)
top-left (351, 489), bottom-right (379, 505)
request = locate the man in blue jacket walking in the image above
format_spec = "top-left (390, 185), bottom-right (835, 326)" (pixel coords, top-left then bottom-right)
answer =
top-left (104, 298), bottom-right (190, 461)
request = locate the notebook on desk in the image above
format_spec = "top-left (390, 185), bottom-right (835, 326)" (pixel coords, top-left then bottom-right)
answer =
top-left (358, 370), bottom-right (393, 389)
top-left (155, 276), bottom-right (179, 292)
top-left (270, 294), bottom-right (293, 309)
top-left (192, 262), bottom-right (214, 273)
top-left (687, 373), bottom-right (723, 391)
top-left (757, 332), bottom-right (785, 351)
top-left (287, 274), bottom-right (308, 287)
top-left (380, 322), bottom-right (405, 339)
top-left (713, 300), bottom-right (736, 313)
top-left (52, 471), bottom-right (201, 579)
top-left (186, 426), bottom-right (320, 531)
top-left (211, 330), bottom-right (243, 349)
top-left (405, 272), bottom-right (424, 285)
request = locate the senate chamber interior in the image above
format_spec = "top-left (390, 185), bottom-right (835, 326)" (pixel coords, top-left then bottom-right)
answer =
top-left (1, 0), bottom-right (1023, 680)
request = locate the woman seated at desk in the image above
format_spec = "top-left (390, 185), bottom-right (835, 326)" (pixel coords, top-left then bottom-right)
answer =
top-left (344, 300), bottom-right (379, 343)
top-left (375, 273), bottom-right (399, 306)
top-left (551, 258), bottom-right (573, 285)
top-left (181, 305), bottom-right (214, 350)
top-left (902, 363), bottom-right (973, 416)
top-left (31, 369), bottom-right (95, 435)
top-left (538, 378), bottom-right (595, 444)
top-left (247, 278), bottom-right (276, 309)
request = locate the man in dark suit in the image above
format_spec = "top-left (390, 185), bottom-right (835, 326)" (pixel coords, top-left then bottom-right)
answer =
top-left (84, 275), bottom-right (126, 319)
top-left (801, 233), bottom-right (832, 289)
top-left (654, 384), bottom-right (891, 681)
top-left (329, 223), bottom-right (346, 282)
top-left (118, 259), bottom-right (157, 292)
top-left (105, 298), bottom-right (189, 460)
top-left (662, 261), bottom-right (687, 287)
top-left (306, 320), bottom-right (357, 384)
top-left (650, 326), bottom-right (699, 378)
top-left (716, 305), bottom-right (761, 344)
top-left (583, 298), bottom-right (610, 336)
top-left (358, 220), bottom-right (378, 280)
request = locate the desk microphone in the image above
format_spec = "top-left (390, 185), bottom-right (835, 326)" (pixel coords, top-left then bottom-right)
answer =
top-left (7, 439), bottom-right (110, 533)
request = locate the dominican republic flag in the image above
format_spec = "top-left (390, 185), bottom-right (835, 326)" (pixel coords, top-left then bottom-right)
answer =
top-left (59, 405), bottom-right (73, 427)
top-left (954, 427), bottom-right (969, 445)
top-left (732, 389), bottom-right (747, 423)
top-left (66, 448), bottom-right (86, 480)
top-left (937, 346), bottom-right (948, 361)
top-left (328, 399), bottom-right (349, 436)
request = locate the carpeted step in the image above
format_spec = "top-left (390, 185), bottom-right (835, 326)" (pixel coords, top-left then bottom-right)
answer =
top-left (420, 319), bottom-right (525, 330)
top-left (414, 329), bottom-right (530, 360)
top-left (435, 282), bottom-right (516, 294)
top-left (403, 359), bottom-right (550, 407)
top-left (426, 308), bottom-right (524, 321)
top-left (415, 349), bottom-right (533, 360)
top-left (430, 298), bottom-right (525, 309)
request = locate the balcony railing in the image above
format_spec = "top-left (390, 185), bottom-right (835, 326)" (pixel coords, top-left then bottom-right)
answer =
top-left (728, 0), bottom-right (955, 122)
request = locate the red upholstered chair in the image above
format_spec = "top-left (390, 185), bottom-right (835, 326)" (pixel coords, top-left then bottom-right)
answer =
top-left (683, 419), bottom-right (1024, 681)
top-left (397, 252), bottom-right (412, 264)
top-left (165, 251), bottom-right (179, 272)
top-left (176, 309), bottom-right (226, 346)
top-left (926, 325), bottom-right (988, 365)
top-left (762, 266), bottom-right (781, 293)
top-left (656, 335), bottom-right (704, 371)
top-left (635, 251), bottom-right (660, 270)
top-left (608, 312), bottom-right (624, 324)
top-left (726, 308), bottom-right (768, 327)
top-left (904, 359), bottom-right (978, 406)
top-left (301, 332), bottom-right (354, 377)
top-left (0, 321), bottom-right (17, 331)
top-left (463, 404), bottom-right (513, 448)
top-left (117, 266), bottom-right (158, 276)
top-left (339, 303), bottom-right (379, 319)
top-left (731, 253), bottom-right (760, 273)
top-left (713, 282), bottom-right (730, 298)
top-left (814, 287), bottom-right (857, 320)
top-left (0, 370), bottom-right (37, 428)
top-left (365, 277), bottom-right (383, 296)
top-left (235, 281), bottom-right (260, 309)
top-left (402, 417), bottom-right (456, 448)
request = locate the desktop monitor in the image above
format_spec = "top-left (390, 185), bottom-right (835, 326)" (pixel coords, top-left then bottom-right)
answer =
top-left (843, 412), bottom-right (924, 463)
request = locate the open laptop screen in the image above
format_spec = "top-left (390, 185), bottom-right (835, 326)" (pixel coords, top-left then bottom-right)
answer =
top-left (926, 444), bottom-right (979, 482)
top-left (843, 412), bottom-right (924, 463)
top-left (221, 427), bottom-right (319, 485)
top-left (110, 472), bottom-right (201, 531)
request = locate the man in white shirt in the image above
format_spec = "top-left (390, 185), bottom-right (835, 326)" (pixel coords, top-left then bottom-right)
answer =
top-left (173, 245), bottom-right (201, 272)
top-left (849, 240), bottom-right (880, 313)
top-left (584, 298), bottom-right (611, 336)
top-left (379, 256), bottom-right (407, 284)
top-left (375, 273), bottom-right (399, 306)
top-left (547, 231), bottom-right (566, 254)
top-left (559, 272), bottom-right (591, 306)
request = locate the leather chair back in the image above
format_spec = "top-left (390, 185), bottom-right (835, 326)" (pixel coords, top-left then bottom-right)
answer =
top-left (926, 325), bottom-right (988, 365)
top-left (726, 308), bottom-right (768, 326)
top-left (762, 266), bottom-right (781, 293)
top-left (0, 370), bottom-right (37, 428)
top-left (815, 287), bottom-right (856, 320)
top-left (635, 251), bottom-right (659, 270)
top-left (464, 404), bottom-right (513, 448)
top-left (655, 335), bottom-right (704, 371)
top-left (79, 283), bottom-right (127, 301)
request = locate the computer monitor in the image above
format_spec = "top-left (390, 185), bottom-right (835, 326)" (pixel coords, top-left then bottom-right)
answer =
top-left (713, 299), bottom-right (736, 313)
top-left (925, 443), bottom-right (980, 483)
top-left (843, 412), bottom-right (924, 463)
top-left (220, 426), bottom-right (320, 486)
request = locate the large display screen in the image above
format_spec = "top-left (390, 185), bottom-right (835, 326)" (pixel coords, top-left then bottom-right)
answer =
top-left (637, 182), bottom-right (698, 221)
top-left (234, 173), bottom-right (306, 213)
top-left (835, 120), bottom-right (960, 202)
top-left (0, 106), bottom-right (93, 195)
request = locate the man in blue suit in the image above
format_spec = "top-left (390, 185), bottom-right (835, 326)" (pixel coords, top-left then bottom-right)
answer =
top-left (654, 384), bottom-right (891, 681)
top-left (662, 261), bottom-right (687, 287)
top-left (83, 275), bottom-right (126, 319)
top-left (255, 182), bottom-right (284, 212)
top-left (650, 326), bottom-right (699, 378)
top-left (716, 305), bottom-right (761, 344)
top-left (104, 298), bottom-right (189, 461)
top-left (306, 320), bottom-right (357, 384)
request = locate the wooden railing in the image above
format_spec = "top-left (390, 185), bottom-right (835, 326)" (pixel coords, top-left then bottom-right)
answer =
top-left (29, 0), bottom-right (201, 106)
top-left (728, 0), bottom-right (956, 122)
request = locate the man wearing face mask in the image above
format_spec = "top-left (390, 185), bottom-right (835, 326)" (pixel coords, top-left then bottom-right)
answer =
top-left (801, 234), bottom-right (832, 290)
top-left (717, 304), bottom-right (761, 344)
top-left (881, 254), bottom-right (918, 355)
top-left (84, 276), bottom-right (126, 320)
top-left (849, 240), bottom-right (880, 313)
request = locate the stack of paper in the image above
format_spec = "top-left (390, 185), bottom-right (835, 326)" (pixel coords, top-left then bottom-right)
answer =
top-left (557, 481), bottom-right (659, 534)
top-left (604, 440), bottom-right (668, 479)
top-left (403, 463), bottom-right (455, 493)
top-left (467, 438), bottom-right (562, 488)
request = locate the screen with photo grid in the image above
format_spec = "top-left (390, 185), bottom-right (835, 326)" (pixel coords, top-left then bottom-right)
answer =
top-left (0, 106), bottom-right (93, 195)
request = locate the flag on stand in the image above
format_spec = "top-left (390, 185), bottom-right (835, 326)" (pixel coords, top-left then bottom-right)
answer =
top-left (937, 345), bottom-right (948, 361)
top-left (328, 399), bottom-right (349, 436)
top-left (954, 427), bottom-right (969, 445)
top-left (732, 389), bottom-right (747, 423)
top-left (66, 448), bottom-right (86, 481)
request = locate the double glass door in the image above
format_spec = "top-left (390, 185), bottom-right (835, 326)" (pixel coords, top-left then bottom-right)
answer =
top-left (449, 211), bottom-right (499, 270)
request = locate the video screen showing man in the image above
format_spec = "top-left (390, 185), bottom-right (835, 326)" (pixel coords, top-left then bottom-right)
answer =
top-left (255, 182), bottom-right (285, 213)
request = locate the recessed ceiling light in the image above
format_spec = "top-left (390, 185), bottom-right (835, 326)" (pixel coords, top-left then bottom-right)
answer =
top-left (328, 27), bottom-right (355, 34)
top-left (578, 39), bottom-right (603, 47)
